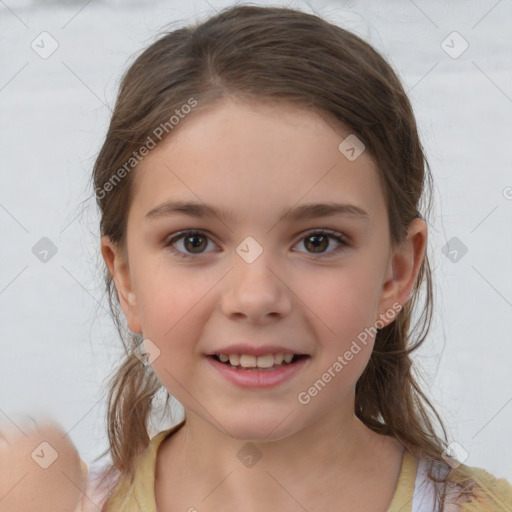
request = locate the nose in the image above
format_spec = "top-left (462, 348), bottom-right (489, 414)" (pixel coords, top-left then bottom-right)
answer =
top-left (220, 249), bottom-right (292, 323)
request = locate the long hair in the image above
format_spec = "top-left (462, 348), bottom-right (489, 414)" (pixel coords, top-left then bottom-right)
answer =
top-left (89, 5), bottom-right (479, 509)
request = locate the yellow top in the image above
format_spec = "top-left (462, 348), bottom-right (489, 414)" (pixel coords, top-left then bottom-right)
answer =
top-left (79, 423), bottom-right (512, 512)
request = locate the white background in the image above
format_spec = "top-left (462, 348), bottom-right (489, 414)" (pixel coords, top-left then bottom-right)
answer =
top-left (1, 0), bottom-right (511, 483)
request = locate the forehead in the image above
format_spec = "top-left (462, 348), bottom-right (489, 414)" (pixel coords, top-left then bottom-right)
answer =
top-left (130, 97), bottom-right (386, 227)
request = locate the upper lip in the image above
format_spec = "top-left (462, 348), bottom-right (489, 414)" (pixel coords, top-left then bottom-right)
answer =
top-left (205, 344), bottom-right (307, 357)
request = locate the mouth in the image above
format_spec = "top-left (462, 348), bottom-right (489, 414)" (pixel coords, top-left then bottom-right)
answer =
top-left (208, 353), bottom-right (309, 371)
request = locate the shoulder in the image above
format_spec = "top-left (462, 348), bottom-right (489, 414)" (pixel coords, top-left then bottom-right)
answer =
top-left (441, 462), bottom-right (512, 512)
top-left (72, 427), bottom-right (183, 511)
top-left (411, 457), bottom-right (511, 512)
top-left (74, 459), bottom-right (122, 512)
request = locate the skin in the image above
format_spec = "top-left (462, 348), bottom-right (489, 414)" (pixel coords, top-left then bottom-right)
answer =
top-left (0, 418), bottom-right (84, 512)
top-left (101, 97), bottom-right (428, 511)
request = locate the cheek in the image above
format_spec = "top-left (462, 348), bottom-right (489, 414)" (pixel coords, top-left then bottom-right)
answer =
top-left (296, 340), bottom-right (373, 413)
top-left (293, 268), bottom-right (380, 337)
top-left (293, 268), bottom-right (379, 388)
top-left (134, 268), bottom-right (218, 379)
top-left (143, 286), bottom-right (206, 400)
top-left (134, 262), bottom-right (210, 333)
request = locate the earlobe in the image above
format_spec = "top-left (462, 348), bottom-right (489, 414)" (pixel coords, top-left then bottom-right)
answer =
top-left (377, 218), bottom-right (427, 326)
top-left (100, 236), bottom-right (143, 334)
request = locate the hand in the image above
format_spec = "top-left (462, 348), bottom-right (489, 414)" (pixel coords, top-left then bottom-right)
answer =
top-left (0, 415), bottom-right (85, 512)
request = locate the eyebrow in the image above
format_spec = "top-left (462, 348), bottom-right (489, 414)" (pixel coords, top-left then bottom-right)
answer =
top-left (145, 200), bottom-right (370, 223)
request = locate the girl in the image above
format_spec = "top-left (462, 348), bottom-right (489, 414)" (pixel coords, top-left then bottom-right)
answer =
top-left (1, 4), bottom-right (510, 512)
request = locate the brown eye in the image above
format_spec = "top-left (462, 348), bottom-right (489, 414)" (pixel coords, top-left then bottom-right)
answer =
top-left (165, 230), bottom-right (216, 257)
top-left (304, 233), bottom-right (329, 253)
top-left (294, 230), bottom-right (348, 257)
top-left (182, 234), bottom-right (208, 253)
top-left (164, 229), bottom-right (349, 260)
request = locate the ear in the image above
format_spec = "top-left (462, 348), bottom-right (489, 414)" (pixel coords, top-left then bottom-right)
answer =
top-left (100, 236), bottom-right (142, 334)
top-left (376, 218), bottom-right (427, 326)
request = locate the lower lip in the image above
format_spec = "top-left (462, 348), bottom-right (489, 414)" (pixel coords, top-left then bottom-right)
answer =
top-left (206, 356), bottom-right (310, 388)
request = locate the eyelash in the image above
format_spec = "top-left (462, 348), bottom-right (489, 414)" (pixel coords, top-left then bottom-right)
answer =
top-left (163, 229), bottom-right (349, 259)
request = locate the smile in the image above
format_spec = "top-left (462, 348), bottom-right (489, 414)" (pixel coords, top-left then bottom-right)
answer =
top-left (212, 353), bottom-right (304, 370)
top-left (206, 354), bottom-right (310, 388)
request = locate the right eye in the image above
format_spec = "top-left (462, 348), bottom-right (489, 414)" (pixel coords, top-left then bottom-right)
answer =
top-left (164, 230), bottom-right (218, 258)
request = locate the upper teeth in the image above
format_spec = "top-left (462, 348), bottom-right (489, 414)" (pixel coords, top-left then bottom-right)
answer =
top-left (218, 353), bottom-right (294, 368)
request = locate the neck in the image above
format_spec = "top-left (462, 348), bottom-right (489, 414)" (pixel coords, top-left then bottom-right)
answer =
top-left (155, 400), bottom-right (405, 511)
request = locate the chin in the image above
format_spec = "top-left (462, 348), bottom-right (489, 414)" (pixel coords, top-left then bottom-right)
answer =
top-left (215, 409), bottom-right (302, 443)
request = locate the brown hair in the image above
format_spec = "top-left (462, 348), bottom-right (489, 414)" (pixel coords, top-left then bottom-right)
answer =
top-left (90, 4), bottom-right (480, 509)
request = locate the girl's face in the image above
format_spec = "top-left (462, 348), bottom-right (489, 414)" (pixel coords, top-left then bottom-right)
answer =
top-left (102, 97), bottom-right (425, 441)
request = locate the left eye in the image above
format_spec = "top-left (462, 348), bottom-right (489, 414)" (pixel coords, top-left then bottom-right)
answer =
top-left (164, 229), bottom-right (348, 258)
top-left (294, 230), bottom-right (348, 257)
